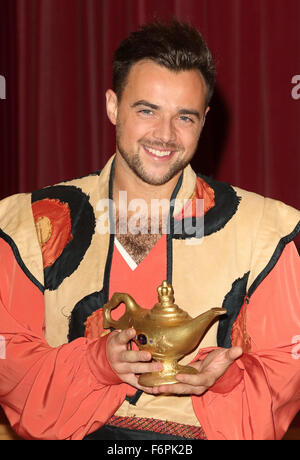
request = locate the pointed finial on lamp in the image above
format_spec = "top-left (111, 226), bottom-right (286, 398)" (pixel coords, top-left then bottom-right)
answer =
top-left (157, 281), bottom-right (175, 306)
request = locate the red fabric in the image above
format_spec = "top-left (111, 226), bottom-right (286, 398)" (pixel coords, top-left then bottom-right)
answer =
top-left (85, 235), bottom-right (167, 338)
top-left (0, 234), bottom-right (299, 439)
top-left (84, 308), bottom-right (107, 340)
top-left (175, 176), bottom-right (215, 220)
top-left (192, 242), bottom-right (300, 440)
top-left (0, 238), bottom-right (129, 440)
top-left (84, 239), bottom-right (300, 439)
top-left (231, 299), bottom-right (252, 352)
top-left (0, 0), bottom-right (299, 239)
top-left (109, 235), bottom-right (167, 314)
top-left (32, 199), bottom-right (73, 267)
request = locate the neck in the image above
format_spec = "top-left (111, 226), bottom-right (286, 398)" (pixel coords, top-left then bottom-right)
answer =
top-left (113, 154), bottom-right (182, 210)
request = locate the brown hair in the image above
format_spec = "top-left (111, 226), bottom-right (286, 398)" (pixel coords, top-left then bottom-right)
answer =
top-left (113, 19), bottom-right (216, 107)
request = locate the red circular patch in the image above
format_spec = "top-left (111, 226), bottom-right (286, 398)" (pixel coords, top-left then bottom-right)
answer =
top-left (32, 198), bottom-right (73, 268)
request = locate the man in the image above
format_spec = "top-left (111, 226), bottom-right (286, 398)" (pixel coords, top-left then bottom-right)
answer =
top-left (0, 20), bottom-right (299, 441)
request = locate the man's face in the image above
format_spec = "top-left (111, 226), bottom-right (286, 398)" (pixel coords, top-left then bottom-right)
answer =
top-left (106, 59), bottom-right (209, 186)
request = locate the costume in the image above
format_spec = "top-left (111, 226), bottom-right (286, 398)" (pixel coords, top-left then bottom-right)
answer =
top-left (0, 155), bottom-right (299, 440)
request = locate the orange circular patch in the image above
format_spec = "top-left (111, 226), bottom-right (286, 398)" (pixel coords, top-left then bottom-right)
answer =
top-left (32, 198), bottom-right (73, 268)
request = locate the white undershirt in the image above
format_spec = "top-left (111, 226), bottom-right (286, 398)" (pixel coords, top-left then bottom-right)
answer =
top-left (114, 237), bottom-right (137, 271)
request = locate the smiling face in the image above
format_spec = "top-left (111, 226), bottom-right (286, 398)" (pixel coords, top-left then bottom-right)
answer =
top-left (106, 59), bottom-right (209, 188)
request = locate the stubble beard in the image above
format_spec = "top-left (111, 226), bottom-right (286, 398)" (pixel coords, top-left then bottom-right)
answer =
top-left (116, 124), bottom-right (194, 186)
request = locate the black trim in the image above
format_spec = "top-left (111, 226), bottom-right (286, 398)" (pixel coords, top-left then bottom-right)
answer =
top-left (217, 272), bottom-right (250, 348)
top-left (166, 232), bottom-right (173, 285)
top-left (247, 220), bottom-right (300, 299)
top-left (106, 160), bottom-right (143, 406)
top-left (68, 290), bottom-right (106, 342)
top-left (125, 172), bottom-right (185, 405)
top-left (198, 174), bottom-right (241, 236)
top-left (125, 389), bottom-right (143, 406)
top-left (32, 185), bottom-right (95, 291)
top-left (172, 174), bottom-right (241, 239)
top-left (102, 159), bottom-right (116, 304)
top-left (166, 172), bottom-right (183, 283)
top-left (0, 229), bottom-right (44, 293)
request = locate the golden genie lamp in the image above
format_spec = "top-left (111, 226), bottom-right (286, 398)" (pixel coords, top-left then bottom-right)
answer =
top-left (103, 281), bottom-right (226, 387)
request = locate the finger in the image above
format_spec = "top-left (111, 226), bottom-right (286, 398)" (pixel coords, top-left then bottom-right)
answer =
top-left (115, 328), bottom-right (136, 345)
top-left (226, 346), bottom-right (243, 362)
top-left (123, 375), bottom-right (165, 395)
top-left (119, 349), bottom-right (152, 363)
top-left (186, 361), bottom-right (202, 372)
top-left (175, 372), bottom-right (215, 388)
top-left (117, 373), bottom-right (157, 395)
top-left (135, 382), bottom-right (160, 394)
top-left (151, 382), bottom-right (207, 396)
top-left (117, 360), bottom-right (162, 375)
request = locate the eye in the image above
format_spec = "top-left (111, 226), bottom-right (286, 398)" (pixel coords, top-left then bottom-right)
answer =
top-left (138, 109), bottom-right (154, 116)
top-left (179, 115), bottom-right (194, 124)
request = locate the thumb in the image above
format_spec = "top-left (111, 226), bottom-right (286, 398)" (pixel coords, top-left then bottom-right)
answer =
top-left (226, 346), bottom-right (243, 362)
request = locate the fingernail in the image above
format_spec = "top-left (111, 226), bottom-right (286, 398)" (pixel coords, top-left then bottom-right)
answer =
top-left (154, 362), bottom-right (163, 370)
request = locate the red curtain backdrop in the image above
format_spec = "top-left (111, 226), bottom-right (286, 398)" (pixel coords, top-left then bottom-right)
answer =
top-left (1, 0), bottom-right (300, 209)
top-left (0, 0), bottom-right (299, 438)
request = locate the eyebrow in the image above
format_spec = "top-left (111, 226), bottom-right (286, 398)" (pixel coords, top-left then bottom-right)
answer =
top-left (131, 100), bottom-right (201, 120)
top-left (177, 108), bottom-right (201, 120)
top-left (131, 100), bottom-right (159, 110)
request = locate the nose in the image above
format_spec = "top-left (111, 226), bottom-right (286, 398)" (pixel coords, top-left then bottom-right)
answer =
top-left (152, 116), bottom-right (176, 144)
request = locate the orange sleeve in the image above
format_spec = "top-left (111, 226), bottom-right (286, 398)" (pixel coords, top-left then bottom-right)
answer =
top-left (0, 238), bottom-right (129, 440)
top-left (192, 242), bottom-right (300, 440)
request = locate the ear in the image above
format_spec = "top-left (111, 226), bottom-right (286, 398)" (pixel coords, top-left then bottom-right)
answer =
top-left (106, 89), bottom-right (118, 125)
top-left (202, 106), bottom-right (210, 126)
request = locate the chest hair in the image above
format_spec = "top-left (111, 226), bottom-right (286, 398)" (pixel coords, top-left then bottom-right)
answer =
top-left (115, 217), bottom-right (163, 265)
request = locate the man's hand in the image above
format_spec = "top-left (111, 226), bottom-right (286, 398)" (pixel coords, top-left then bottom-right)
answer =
top-left (151, 346), bottom-right (243, 395)
top-left (106, 327), bottom-right (163, 394)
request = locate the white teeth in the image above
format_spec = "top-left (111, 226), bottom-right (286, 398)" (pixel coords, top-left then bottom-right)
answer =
top-left (145, 146), bottom-right (172, 157)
